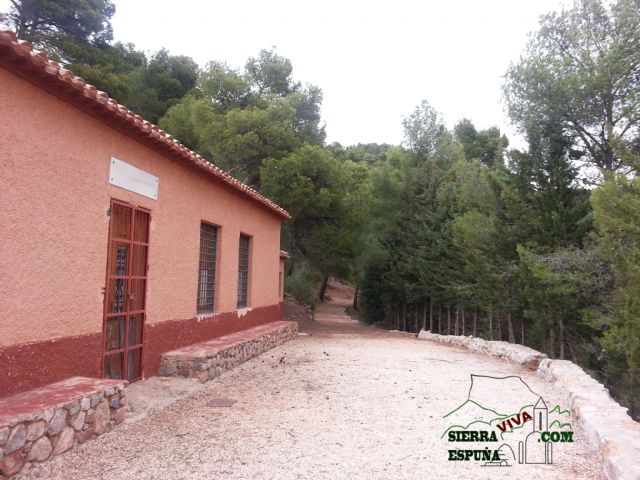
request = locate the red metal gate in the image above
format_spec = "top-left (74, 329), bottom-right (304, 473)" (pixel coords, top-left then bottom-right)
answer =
top-left (102, 200), bottom-right (150, 381)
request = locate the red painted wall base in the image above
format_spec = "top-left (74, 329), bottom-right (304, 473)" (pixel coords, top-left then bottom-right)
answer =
top-left (143, 303), bottom-right (283, 376)
top-left (0, 303), bottom-right (283, 398)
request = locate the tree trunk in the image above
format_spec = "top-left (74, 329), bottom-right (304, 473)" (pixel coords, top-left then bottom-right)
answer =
top-left (507, 311), bottom-right (516, 343)
top-left (402, 304), bottom-right (407, 331)
top-left (429, 299), bottom-right (434, 333)
top-left (423, 299), bottom-right (427, 331)
top-left (489, 301), bottom-right (493, 341)
top-left (473, 309), bottom-right (477, 337)
top-left (497, 310), bottom-right (502, 341)
top-left (447, 305), bottom-right (451, 335)
top-left (438, 305), bottom-right (442, 335)
top-left (318, 274), bottom-right (329, 301)
top-left (454, 307), bottom-right (459, 336)
top-left (390, 304), bottom-right (394, 329)
top-left (559, 317), bottom-right (565, 360)
top-left (521, 316), bottom-right (525, 345)
top-left (461, 306), bottom-right (465, 336)
top-left (414, 305), bottom-right (419, 333)
top-left (392, 304), bottom-right (395, 329)
top-left (549, 317), bottom-right (556, 359)
top-left (353, 286), bottom-right (358, 310)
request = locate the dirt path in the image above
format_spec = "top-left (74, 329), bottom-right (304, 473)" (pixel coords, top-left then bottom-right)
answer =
top-left (31, 293), bottom-right (601, 479)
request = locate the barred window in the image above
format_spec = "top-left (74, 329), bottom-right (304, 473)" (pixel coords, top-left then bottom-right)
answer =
top-left (237, 235), bottom-right (250, 308)
top-left (197, 223), bottom-right (218, 313)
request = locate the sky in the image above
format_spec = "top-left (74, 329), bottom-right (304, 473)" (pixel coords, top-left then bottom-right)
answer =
top-left (2, 0), bottom-right (570, 147)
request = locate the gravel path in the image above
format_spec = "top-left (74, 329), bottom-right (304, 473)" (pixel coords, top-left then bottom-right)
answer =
top-left (30, 296), bottom-right (601, 479)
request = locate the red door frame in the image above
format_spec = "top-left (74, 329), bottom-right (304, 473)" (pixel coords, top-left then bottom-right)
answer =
top-left (101, 199), bottom-right (150, 381)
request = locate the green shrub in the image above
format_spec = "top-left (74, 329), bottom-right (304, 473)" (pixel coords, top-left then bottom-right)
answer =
top-left (285, 263), bottom-right (321, 308)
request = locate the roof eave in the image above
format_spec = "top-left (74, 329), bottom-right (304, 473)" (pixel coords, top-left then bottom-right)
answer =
top-left (0, 30), bottom-right (290, 220)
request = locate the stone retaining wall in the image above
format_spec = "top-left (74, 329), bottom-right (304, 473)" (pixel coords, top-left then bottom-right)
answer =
top-left (0, 378), bottom-right (127, 478)
top-left (538, 359), bottom-right (640, 480)
top-left (417, 329), bottom-right (640, 480)
top-left (417, 330), bottom-right (547, 369)
top-left (159, 321), bottom-right (298, 383)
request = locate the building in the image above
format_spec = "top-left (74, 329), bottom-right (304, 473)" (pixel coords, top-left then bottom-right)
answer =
top-left (0, 31), bottom-right (290, 398)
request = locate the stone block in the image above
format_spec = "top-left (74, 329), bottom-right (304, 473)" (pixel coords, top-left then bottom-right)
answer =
top-left (90, 394), bottom-right (102, 408)
top-left (1, 450), bottom-right (25, 477)
top-left (0, 427), bottom-right (9, 446)
top-left (52, 427), bottom-right (74, 456)
top-left (38, 409), bottom-right (54, 423)
top-left (93, 401), bottom-right (110, 435)
top-left (25, 421), bottom-right (45, 442)
top-left (66, 402), bottom-right (81, 417)
top-left (47, 409), bottom-right (67, 436)
top-left (80, 397), bottom-right (91, 411)
top-left (26, 437), bottom-right (52, 462)
top-left (85, 408), bottom-right (95, 423)
top-left (5, 424), bottom-right (26, 454)
top-left (69, 411), bottom-right (86, 431)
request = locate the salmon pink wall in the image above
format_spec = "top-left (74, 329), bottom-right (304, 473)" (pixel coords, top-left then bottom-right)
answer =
top-left (0, 66), bottom-right (282, 348)
top-left (279, 258), bottom-right (285, 300)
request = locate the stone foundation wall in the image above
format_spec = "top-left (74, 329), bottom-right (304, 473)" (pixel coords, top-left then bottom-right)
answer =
top-left (0, 382), bottom-right (127, 478)
top-left (417, 330), bottom-right (640, 480)
top-left (159, 322), bottom-right (298, 383)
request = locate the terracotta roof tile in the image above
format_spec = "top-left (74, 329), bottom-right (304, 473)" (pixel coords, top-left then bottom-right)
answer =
top-left (0, 30), bottom-right (290, 220)
top-left (279, 250), bottom-right (290, 259)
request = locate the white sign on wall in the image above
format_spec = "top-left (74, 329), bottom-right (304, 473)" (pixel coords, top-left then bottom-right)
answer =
top-left (109, 157), bottom-right (159, 200)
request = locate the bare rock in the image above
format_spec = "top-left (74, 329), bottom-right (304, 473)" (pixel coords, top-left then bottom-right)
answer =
top-left (25, 421), bottom-right (45, 442)
top-left (69, 411), bottom-right (86, 431)
top-left (5, 424), bottom-right (26, 454)
top-left (90, 394), bottom-right (102, 408)
top-left (80, 397), bottom-right (91, 411)
top-left (0, 427), bottom-right (9, 446)
top-left (38, 409), bottom-right (54, 423)
top-left (93, 400), bottom-right (110, 435)
top-left (52, 427), bottom-right (74, 456)
top-left (47, 409), bottom-right (67, 436)
top-left (26, 437), bottom-right (52, 462)
top-left (1, 450), bottom-right (25, 477)
top-left (66, 401), bottom-right (80, 417)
